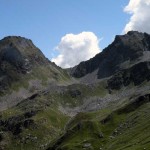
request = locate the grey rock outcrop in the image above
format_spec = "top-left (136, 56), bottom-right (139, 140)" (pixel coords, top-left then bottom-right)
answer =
top-left (70, 31), bottom-right (150, 80)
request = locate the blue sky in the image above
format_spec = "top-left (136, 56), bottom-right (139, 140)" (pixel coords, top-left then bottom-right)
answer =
top-left (0, 0), bottom-right (129, 58)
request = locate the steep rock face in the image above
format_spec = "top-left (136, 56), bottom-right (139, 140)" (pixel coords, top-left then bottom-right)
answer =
top-left (107, 61), bottom-right (150, 90)
top-left (70, 31), bottom-right (150, 79)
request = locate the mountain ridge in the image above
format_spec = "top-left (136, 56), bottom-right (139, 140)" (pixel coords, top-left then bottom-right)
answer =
top-left (69, 31), bottom-right (150, 81)
top-left (0, 31), bottom-right (150, 150)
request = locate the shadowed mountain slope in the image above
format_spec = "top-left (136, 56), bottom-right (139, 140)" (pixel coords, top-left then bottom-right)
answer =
top-left (70, 31), bottom-right (150, 80)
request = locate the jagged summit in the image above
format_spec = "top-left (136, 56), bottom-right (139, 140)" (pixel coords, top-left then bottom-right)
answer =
top-left (116, 31), bottom-right (144, 39)
top-left (114, 31), bottom-right (149, 50)
top-left (70, 31), bottom-right (150, 80)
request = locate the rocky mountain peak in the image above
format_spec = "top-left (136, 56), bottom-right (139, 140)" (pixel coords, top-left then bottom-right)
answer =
top-left (70, 31), bottom-right (150, 80)
top-left (0, 36), bottom-right (49, 72)
top-left (115, 31), bottom-right (150, 51)
top-left (0, 36), bottom-right (35, 50)
top-left (0, 36), bottom-right (54, 95)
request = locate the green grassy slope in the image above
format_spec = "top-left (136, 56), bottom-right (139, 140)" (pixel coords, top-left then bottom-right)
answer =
top-left (48, 94), bottom-right (150, 150)
top-left (0, 107), bottom-right (70, 150)
top-left (0, 79), bottom-right (149, 150)
top-left (0, 80), bottom-right (108, 150)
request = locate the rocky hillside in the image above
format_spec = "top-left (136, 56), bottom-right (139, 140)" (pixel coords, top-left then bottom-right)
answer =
top-left (0, 31), bottom-right (150, 150)
top-left (70, 31), bottom-right (150, 80)
top-left (0, 36), bottom-right (71, 111)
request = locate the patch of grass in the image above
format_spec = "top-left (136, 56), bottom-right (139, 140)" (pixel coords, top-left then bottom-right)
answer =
top-left (0, 105), bottom-right (70, 150)
top-left (49, 100), bottom-right (150, 150)
top-left (33, 108), bottom-right (70, 130)
top-left (0, 108), bottom-right (22, 119)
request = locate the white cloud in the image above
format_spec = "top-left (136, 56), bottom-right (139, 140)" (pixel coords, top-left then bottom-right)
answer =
top-left (51, 32), bottom-right (101, 68)
top-left (124, 0), bottom-right (150, 33)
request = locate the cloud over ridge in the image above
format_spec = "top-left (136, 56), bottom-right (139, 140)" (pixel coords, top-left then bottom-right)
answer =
top-left (52, 32), bottom-right (101, 68)
top-left (124, 0), bottom-right (150, 33)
